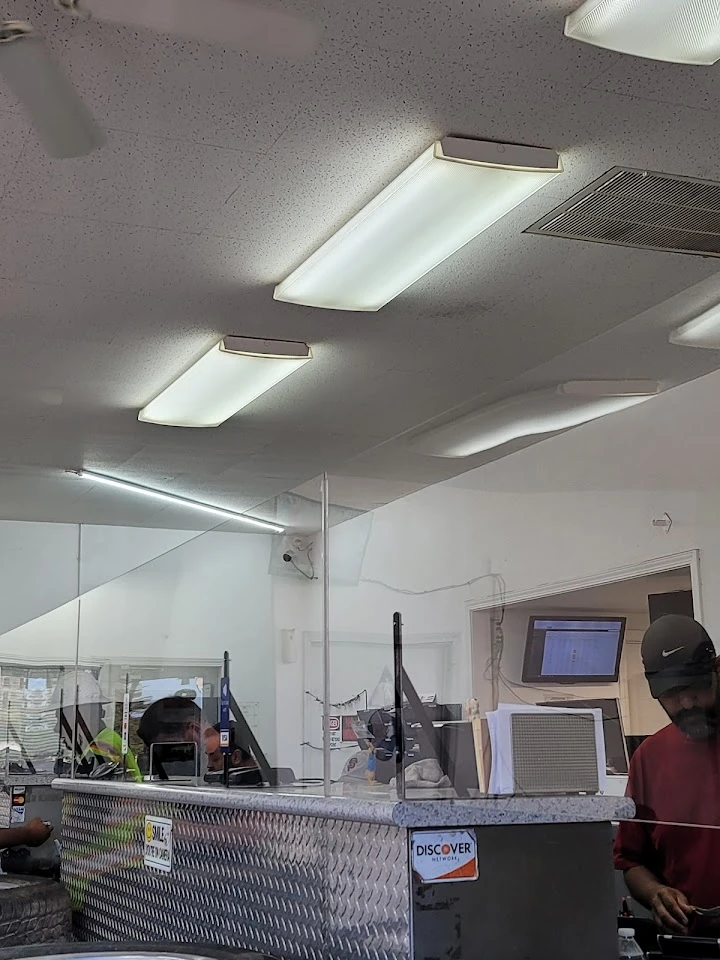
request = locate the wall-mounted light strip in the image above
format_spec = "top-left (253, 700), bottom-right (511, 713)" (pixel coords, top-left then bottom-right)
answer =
top-left (274, 137), bottom-right (562, 312)
top-left (670, 304), bottom-right (720, 349)
top-left (139, 336), bottom-right (312, 428)
top-left (411, 380), bottom-right (660, 458)
top-left (565, 0), bottom-right (720, 65)
top-left (70, 470), bottom-right (284, 533)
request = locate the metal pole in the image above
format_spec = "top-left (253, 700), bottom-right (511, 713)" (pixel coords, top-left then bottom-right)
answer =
top-left (393, 612), bottom-right (405, 800)
top-left (491, 617), bottom-right (501, 712)
top-left (222, 651), bottom-right (230, 788)
top-left (321, 472), bottom-right (331, 797)
top-left (71, 525), bottom-right (81, 778)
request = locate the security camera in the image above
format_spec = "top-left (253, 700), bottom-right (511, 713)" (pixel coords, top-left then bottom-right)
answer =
top-left (282, 552), bottom-right (293, 563)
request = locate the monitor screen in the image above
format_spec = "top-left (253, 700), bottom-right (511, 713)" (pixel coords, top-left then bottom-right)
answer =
top-left (523, 616), bottom-right (626, 684)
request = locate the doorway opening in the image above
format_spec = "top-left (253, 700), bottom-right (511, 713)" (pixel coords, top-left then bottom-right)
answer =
top-left (470, 551), bottom-right (700, 788)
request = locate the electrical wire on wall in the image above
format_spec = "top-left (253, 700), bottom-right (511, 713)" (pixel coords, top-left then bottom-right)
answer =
top-left (300, 741), bottom-right (356, 751)
top-left (301, 689), bottom-right (368, 760)
top-left (304, 689), bottom-right (368, 710)
top-left (360, 571), bottom-right (507, 598)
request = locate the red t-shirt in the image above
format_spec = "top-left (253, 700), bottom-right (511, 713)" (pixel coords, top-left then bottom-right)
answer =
top-left (614, 722), bottom-right (720, 908)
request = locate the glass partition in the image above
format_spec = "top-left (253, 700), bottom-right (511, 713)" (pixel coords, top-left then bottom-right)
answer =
top-left (327, 481), bottom-right (478, 800)
top-left (0, 520), bottom-right (82, 784)
top-left (70, 480), bottom-right (324, 790)
top-left (324, 467), bottom-right (700, 809)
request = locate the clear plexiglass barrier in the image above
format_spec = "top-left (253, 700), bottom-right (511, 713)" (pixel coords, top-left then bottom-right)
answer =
top-left (0, 463), bottom-right (716, 834)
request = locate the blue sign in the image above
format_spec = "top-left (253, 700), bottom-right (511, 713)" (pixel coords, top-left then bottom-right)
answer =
top-left (220, 677), bottom-right (230, 752)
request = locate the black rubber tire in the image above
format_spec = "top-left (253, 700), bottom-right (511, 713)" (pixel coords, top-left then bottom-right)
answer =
top-left (0, 876), bottom-right (71, 948)
top-left (0, 946), bottom-right (270, 960)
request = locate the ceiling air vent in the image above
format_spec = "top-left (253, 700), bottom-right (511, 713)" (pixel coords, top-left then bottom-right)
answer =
top-left (525, 166), bottom-right (720, 258)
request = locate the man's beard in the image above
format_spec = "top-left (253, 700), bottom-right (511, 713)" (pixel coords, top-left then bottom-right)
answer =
top-left (674, 702), bottom-right (720, 740)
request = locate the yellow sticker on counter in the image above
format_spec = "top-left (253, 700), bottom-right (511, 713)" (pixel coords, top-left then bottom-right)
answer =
top-left (411, 830), bottom-right (478, 883)
top-left (144, 816), bottom-right (173, 872)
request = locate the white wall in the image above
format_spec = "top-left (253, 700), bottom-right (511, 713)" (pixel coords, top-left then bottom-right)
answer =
top-left (0, 520), bottom-right (202, 640)
top-left (325, 485), bottom-right (704, 705)
top-left (266, 478), bottom-right (711, 774)
top-left (0, 523), bottom-right (283, 762)
top-left (1, 391), bottom-right (718, 778)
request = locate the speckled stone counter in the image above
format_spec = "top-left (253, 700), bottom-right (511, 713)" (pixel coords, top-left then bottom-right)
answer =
top-left (54, 779), bottom-right (631, 960)
top-left (55, 778), bottom-right (633, 826)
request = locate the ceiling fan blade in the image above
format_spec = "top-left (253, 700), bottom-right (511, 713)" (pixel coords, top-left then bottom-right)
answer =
top-left (0, 21), bottom-right (105, 158)
top-left (61, 0), bottom-right (319, 58)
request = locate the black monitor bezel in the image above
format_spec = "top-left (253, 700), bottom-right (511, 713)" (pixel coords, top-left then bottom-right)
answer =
top-left (522, 614), bottom-right (627, 684)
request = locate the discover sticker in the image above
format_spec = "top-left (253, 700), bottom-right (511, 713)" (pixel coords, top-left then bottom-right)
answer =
top-left (411, 830), bottom-right (478, 883)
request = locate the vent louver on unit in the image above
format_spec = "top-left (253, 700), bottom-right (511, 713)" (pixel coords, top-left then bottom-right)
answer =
top-left (526, 167), bottom-right (720, 257)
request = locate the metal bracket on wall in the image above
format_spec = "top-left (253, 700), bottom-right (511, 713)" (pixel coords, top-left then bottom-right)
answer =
top-left (652, 512), bottom-right (673, 534)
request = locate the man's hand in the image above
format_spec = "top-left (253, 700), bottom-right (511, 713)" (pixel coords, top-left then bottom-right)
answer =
top-left (23, 818), bottom-right (52, 848)
top-left (651, 886), bottom-right (694, 933)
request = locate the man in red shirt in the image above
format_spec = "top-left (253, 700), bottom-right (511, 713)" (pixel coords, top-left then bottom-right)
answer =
top-left (614, 615), bottom-right (720, 934)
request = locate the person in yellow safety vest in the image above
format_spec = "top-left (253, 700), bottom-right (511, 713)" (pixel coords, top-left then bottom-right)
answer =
top-left (50, 670), bottom-right (142, 783)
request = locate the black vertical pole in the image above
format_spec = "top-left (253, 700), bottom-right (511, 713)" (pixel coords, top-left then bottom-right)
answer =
top-left (393, 612), bottom-right (405, 800)
top-left (223, 651), bottom-right (230, 789)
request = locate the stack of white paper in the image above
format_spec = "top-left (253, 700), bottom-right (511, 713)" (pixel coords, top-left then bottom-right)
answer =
top-left (486, 703), bottom-right (607, 796)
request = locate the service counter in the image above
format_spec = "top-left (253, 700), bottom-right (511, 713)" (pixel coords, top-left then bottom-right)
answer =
top-left (55, 779), bottom-right (634, 960)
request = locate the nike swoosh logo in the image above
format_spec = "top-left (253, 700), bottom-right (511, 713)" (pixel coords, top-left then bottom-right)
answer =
top-left (662, 646), bottom-right (684, 658)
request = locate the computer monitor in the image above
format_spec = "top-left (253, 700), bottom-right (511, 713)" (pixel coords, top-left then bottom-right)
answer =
top-left (540, 698), bottom-right (629, 775)
top-left (523, 616), bottom-right (626, 684)
top-left (149, 741), bottom-right (199, 781)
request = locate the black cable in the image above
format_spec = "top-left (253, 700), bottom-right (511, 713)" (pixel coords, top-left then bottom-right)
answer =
top-left (305, 689), bottom-right (368, 709)
top-left (300, 741), bottom-right (355, 751)
top-left (290, 556), bottom-right (316, 580)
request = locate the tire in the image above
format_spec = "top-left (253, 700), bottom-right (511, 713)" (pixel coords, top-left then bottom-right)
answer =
top-left (0, 947), bottom-right (270, 960)
top-left (0, 876), bottom-right (71, 948)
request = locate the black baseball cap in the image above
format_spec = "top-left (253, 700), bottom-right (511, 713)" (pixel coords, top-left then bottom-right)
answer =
top-left (642, 615), bottom-right (717, 699)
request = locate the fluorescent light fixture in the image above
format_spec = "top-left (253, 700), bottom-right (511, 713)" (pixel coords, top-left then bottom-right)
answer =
top-left (71, 470), bottom-right (285, 533)
top-left (57, 0), bottom-right (318, 59)
top-left (139, 336), bottom-right (312, 428)
top-left (411, 380), bottom-right (660, 458)
top-left (0, 21), bottom-right (104, 158)
top-left (274, 137), bottom-right (562, 312)
top-left (670, 305), bottom-right (720, 348)
top-left (564, 0), bottom-right (720, 65)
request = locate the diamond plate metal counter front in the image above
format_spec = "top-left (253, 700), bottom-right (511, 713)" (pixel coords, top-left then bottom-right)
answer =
top-left (61, 792), bottom-right (410, 960)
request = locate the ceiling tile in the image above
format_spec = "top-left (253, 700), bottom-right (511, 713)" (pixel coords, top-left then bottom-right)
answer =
top-left (61, 22), bottom-right (304, 153)
top-left (4, 128), bottom-right (248, 232)
top-left (0, 111), bottom-right (28, 192)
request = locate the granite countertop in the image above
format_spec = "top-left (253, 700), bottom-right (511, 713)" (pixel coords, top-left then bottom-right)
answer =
top-left (54, 778), bottom-right (634, 827)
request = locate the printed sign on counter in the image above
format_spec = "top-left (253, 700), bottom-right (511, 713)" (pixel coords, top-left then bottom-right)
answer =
top-left (219, 677), bottom-right (230, 750)
top-left (10, 788), bottom-right (26, 825)
top-left (411, 830), bottom-right (478, 884)
top-left (144, 816), bottom-right (173, 872)
top-left (328, 715), bottom-right (341, 748)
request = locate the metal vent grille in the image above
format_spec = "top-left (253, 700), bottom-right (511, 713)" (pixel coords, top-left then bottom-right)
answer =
top-left (510, 712), bottom-right (599, 795)
top-left (526, 167), bottom-right (720, 257)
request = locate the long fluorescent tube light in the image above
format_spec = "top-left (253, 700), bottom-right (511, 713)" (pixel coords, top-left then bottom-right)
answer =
top-left (71, 470), bottom-right (285, 533)
top-left (57, 0), bottom-right (318, 59)
top-left (139, 336), bottom-right (312, 428)
top-left (564, 0), bottom-right (720, 65)
top-left (274, 137), bottom-right (562, 312)
top-left (670, 305), bottom-right (720, 349)
top-left (411, 380), bottom-right (660, 458)
top-left (0, 21), bottom-right (104, 158)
